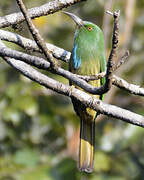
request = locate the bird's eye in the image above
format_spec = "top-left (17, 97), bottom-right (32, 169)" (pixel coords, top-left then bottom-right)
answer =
top-left (88, 27), bottom-right (93, 31)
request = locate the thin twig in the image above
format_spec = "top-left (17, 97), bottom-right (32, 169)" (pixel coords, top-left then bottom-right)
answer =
top-left (77, 72), bottom-right (106, 81)
top-left (16, 0), bottom-right (57, 68)
top-left (114, 50), bottom-right (129, 70)
top-left (106, 10), bottom-right (113, 16)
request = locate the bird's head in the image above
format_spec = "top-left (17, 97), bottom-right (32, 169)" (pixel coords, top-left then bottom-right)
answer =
top-left (62, 11), bottom-right (101, 37)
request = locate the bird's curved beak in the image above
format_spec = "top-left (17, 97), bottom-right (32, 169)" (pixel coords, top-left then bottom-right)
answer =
top-left (62, 11), bottom-right (84, 27)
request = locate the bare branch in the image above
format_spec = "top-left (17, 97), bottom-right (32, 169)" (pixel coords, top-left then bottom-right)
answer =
top-left (112, 75), bottom-right (144, 96)
top-left (78, 72), bottom-right (106, 82)
top-left (0, 29), bottom-right (70, 62)
top-left (104, 10), bottom-right (120, 92)
top-left (106, 10), bottom-right (113, 16)
top-left (0, 40), bottom-right (144, 128)
top-left (114, 50), bottom-right (129, 70)
top-left (0, 46), bottom-right (50, 70)
top-left (0, 0), bottom-right (85, 28)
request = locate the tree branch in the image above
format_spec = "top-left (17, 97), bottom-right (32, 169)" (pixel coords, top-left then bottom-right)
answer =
top-left (102, 10), bottom-right (120, 92)
top-left (0, 0), bottom-right (86, 28)
top-left (112, 75), bottom-right (144, 96)
top-left (0, 29), bottom-right (70, 62)
top-left (114, 50), bottom-right (129, 70)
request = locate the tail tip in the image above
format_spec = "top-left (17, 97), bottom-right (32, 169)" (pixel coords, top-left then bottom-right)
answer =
top-left (79, 167), bottom-right (94, 173)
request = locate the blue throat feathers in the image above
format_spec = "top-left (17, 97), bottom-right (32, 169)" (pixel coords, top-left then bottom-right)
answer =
top-left (72, 43), bottom-right (81, 69)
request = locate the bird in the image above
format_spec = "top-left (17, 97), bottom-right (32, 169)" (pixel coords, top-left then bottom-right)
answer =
top-left (63, 11), bottom-right (106, 173)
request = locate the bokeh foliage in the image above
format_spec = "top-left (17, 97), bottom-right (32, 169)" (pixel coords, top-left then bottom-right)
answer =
top-left (0, 0), bottom-right (144, 179)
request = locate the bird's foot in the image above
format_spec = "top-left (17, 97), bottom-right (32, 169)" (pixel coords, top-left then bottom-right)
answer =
top-left (69, 85), bottom-right (75, 96)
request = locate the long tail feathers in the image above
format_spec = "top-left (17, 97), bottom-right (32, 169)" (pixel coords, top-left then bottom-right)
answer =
top-left (79, 119), bottom-right (95, 173)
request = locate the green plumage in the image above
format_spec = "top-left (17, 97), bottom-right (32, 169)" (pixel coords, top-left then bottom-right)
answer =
top-left (63, 12), bottom-right (106, 173)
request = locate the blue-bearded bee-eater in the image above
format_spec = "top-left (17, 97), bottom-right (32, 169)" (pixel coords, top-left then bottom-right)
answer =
top-left (63, 12), bottom-right (106, 173)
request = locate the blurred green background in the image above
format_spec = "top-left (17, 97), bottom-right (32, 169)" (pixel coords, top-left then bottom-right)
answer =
top-left (0, 0), bottom-right (144, 179)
